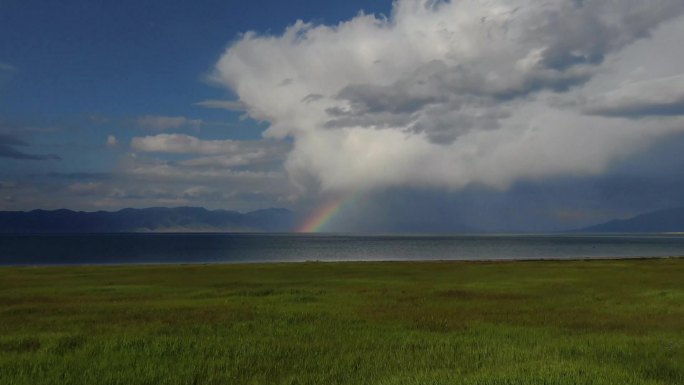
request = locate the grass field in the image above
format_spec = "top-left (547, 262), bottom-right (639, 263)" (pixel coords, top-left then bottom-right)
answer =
top-left (1, 258), bottom-right (683, 385)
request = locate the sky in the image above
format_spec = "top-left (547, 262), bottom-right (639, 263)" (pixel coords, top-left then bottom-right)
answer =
top-left (2, 0), bottom-right (684, 232)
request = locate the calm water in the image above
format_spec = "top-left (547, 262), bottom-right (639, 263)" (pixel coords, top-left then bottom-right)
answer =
top-left (1, 233), bottom-right (684, 266)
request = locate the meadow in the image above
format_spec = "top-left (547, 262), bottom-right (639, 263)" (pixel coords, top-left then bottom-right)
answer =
top-left (1, 258), bottom-right (682, 385)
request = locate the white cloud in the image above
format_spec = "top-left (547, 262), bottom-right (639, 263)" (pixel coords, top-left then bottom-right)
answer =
top-left (212, 0), bottom-right (684, 194)
top-left (107, 134), bottom-right (296, 210)
top-left (106, 135), bottom-right (118, 147)
top-left (136, 115), bottom-right (203, 131)
top-left (180, 154), bottom-right (276, 168)
top-left (126, 162), bottom-right (283, 181)
top-left (130, 134), bottom-right (290, 164)
top-left (584, 74), bottom-right (684, 117)
top-left (117, 153), bottom-right (292, 204)
top-left (132, 134), bottom-right (238, 154)
top-left (194, 99), bottom-right (247, 111)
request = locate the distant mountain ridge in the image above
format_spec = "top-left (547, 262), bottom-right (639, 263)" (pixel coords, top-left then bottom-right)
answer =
top-left (0, 207), bottom-right (295, 233)
top-left (577, 207), bottom-right (684, 233)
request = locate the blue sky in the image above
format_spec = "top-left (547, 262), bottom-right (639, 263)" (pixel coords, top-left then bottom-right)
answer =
top-left (0, 0), bottom-right (392, 140)
top-left (2, 0), bottom-right (684, 232)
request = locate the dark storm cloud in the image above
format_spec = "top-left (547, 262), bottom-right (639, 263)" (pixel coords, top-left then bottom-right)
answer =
top-left (539, 1), bottom-right (684, 70)
top-left (331, 132), bottom-right (684, 233)
top-left (589, 99), bottom-right (684, 118)
top-left (0, 134), bottom-right (61, 161)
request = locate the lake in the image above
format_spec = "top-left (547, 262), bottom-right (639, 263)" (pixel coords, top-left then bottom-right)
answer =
top-left (1, 233), bottom-right (684, 266)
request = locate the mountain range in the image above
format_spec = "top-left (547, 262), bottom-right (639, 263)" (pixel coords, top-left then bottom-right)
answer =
top-left (576, 207), bottom-right (684, 233)
top-left (0, 207), bottom-right (295, 233)
top-left (0, 206), bottom-right (682, 234)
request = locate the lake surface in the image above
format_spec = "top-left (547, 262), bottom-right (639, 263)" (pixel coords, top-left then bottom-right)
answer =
top-left (1, 233), bottom-right (684, 266)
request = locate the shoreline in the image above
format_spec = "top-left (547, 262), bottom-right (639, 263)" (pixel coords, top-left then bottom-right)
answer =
top-left (2, 254), bottom-right (682, 269)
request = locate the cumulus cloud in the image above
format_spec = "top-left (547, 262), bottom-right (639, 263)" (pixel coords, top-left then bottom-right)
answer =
top-left (194, 99), bottom-right (247, 111)
top-left (125, 160), bottom-right (283, 181)
top-left (117, 154), bottom-right (292, 208)
top-left (136, 115), bottom-right (203, 131)
top-left (106, 135), bottom-right (118, 147)
top-left (584, 74), bottom-right (684, 117)
top-left (130, 134), bottom-right (290, 165)
top-left (131, 134), bottom-right (240, 154)
top-left (45, 133), bottom-right (293, 211)
top-left (212, 0), bottom-right (684, 194)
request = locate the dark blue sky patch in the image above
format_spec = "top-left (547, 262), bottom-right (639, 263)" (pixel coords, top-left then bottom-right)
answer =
top-left (0, 134), bottom-right (61, 161)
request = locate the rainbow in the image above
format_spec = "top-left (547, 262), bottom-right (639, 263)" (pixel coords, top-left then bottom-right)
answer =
top-left (297, 193), bottom-right (357, 233)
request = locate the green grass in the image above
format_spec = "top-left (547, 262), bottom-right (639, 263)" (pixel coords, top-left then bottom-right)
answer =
top-left (1, 258), bottom-right (683, 385)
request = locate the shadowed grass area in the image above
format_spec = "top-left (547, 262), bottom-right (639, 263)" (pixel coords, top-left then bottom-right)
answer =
top-left (1, 258), bottom-right (683, 384)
